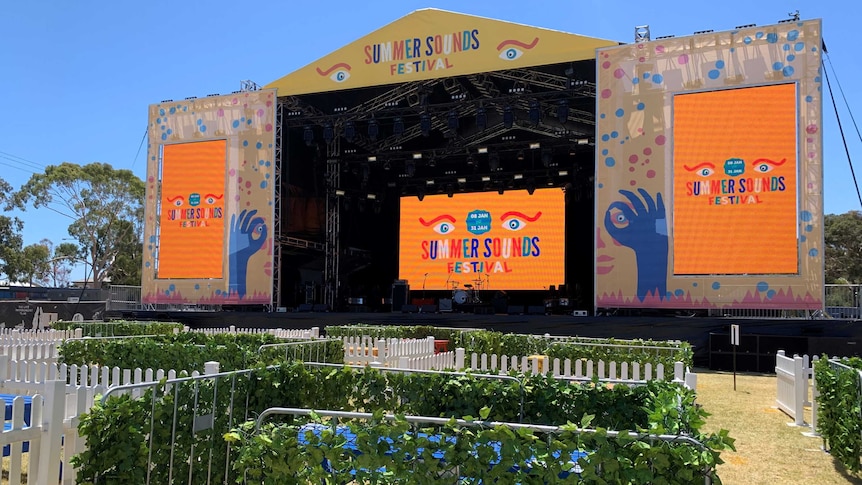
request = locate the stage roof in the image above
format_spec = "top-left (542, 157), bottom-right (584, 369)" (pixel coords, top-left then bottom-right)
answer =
top-left (265, 8), bottom-right (619, 96)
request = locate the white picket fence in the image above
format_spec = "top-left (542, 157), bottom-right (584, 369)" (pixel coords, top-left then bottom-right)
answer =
top-left (0, 328), bottom-right (83, 344)
top-left (343, 336), bottom-right (437, 366)
top-left (0, 354), bottom-right (211, 484)
top-left (775, 350), bottom-right (818, 432)
top-left (188, 325), bottom-right (321, 339)
top-left (394, 348), bottom-right (696, 389)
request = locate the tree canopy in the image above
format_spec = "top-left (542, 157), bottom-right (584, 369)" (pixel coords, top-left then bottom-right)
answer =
top-left (12, 162), bottom-right (145, 286)
top-left (825, 211), bottom-right (862, 284)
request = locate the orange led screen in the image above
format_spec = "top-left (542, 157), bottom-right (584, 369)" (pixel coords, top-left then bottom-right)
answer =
top-left (399, 188), bottom-right (565, 291)
top-left (158, 140), bottom-right (226, 279)
top-left (673, 83), bottom-right (798, 274)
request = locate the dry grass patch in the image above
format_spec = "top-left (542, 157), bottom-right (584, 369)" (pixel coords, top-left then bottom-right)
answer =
top-left (696, 370), bottom-right (862, 485)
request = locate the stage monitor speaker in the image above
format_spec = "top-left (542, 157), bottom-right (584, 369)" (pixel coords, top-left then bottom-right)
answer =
top-left (572, 310), bottom-right (589, 317)
top-left (527, 305), bottom-right (546, 315)
top-left (439, 298), bottom-right (453, 312)
top-left (420, 304), bottom-right (437, 313)
top-left (401, 304), bottom-right (419, 313)
top-left (391, 282), bottom-right (409, 312)
top-left (507, 305), bottom-right (525, 315)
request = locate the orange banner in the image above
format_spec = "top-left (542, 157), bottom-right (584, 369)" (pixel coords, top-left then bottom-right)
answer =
top-left (158, 140), bottom-right (226, 279)
top-left (672, 83), bottom-right (798, 274)
top-left (399, 188), bottom-right (565, 291)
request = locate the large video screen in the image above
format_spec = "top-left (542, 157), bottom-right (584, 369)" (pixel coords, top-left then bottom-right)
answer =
top-left (672, 83), bottom-right (798, 275)
top-left (157, 140), bottom-right (227, 279)
top-left (399, 188), bottom-right (565, 291)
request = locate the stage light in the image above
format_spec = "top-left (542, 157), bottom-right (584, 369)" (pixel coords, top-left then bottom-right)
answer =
top-left (367, 156), bottom-right (377, 162)
top-left (528, 99), bottom-right (541, 126)
top-left (497, 181), bottom-right (505, 195)
top-left (367, 193), bottom-right (377, 200)
top-left (447, 109), bottom-right (459, 131)
top-left (557, 100), bottom-right (569, 123)
top-left (517, 150), bottom-right (525, 161)
top-left (405, 161), bottom-right (416, 177)
top-left (373, 200), bottom-right (382, 214)
top-left (476, 106), bottom-right (487, 130)
top-left (412, 153), bottom-right (423, 160)
top-left (428, 157), bottom-right (436, 167)
top-left (577, 138), bottom-right (589, 145)
top-left (383, 161), bottom-right (391, 171)
top-left (344, 121), bottom-right (356, 142)
top-left (526, 179), bottom-right (536, 195)
top-left (558, 170), bottom-right (569, 177)
top-left (514, 174), bottom-right (524, 180)
top-left (358, 198), bottom-right (367, 212)
top-left (529, 142), bottom-right (541, 150)
top-left (361, 163), bottom-right (370, 183)
top-left (420, 112), bottom-right (432, 136)
top-left (393, 117), bottom-right (405, 137)
top-left (477, 147), bottom-right (488, 154)
top-left (489, 153), bottom-right (500, 171)
top-left (417, 188), bottom-right (425, 201)
top-left (303, 126), bottom-right (314, 146)
top-left (323, 123), bottom-right (335, 144)
top-left (426, 180), bottom-right (435, 185)
top-left (481, 175), bottom-right (491, 182)
top-left (502, 105), bottom-right (514, 128)
top-left (457, 177), bottom-right (467, 184)
top-left (542, 149), bottom-right (553, 167)
top-left (466, 156), bottom-right (475, 166)
top-left (367, 118), bottom-right (379, 141)
top-left (446, 184), bottom-right (454, 198)
top-left (334, 189), bottom-right (346, 196)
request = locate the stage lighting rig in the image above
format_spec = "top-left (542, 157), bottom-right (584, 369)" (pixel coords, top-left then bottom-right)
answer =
top-left (528, 99), bottom-right (541, 126)
top-left (344, 121), bottom-right (356, 142)
top-left (447, 109), bottom-right (459, 131)
top-left (393, 117), bottom-right (405, 137)
top-left (303, 126), bottom-right (314, 146)
top-left (323, 123), bottom-right (335, 144)
top-left (557, 100), bottom-right (569, 123)
top-left (420, 112), bottom-right (432, 136)
top-left (476, 105), bottom-right (487, 131)
top-left (503, 105), bottom-right (514, 128)
top-left (367, 118), bottom-right (379, 141)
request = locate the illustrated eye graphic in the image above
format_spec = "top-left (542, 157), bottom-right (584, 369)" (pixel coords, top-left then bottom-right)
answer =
top-left (203, 193), bottom-right (223, 205)
top-left (683, 163), bottom-right (717, 177)
top-left (609, 209), bottom-right (629, 229)
top-left (330, 70), bottom-right (351, 83)
top-left (499, 47), bottom-right (523, 60)
top-left (167, 195), bottom-right (185, 207)
top-left (419, 214), bottom-right (457, 234)
top-left (432, 221), bottom-right (456, 235)
top-left (501, 216), bottom-right (527, 231)
top-left (499, 210), bottom-right (542, 231)
top-left (316, 63), bottom-right (352, 83)
top-left (496, 38), bottom-right (539, 61)
top-left (752, 158), bottom-right (786, 173)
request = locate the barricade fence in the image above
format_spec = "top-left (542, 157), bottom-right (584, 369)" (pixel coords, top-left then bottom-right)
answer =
top-left (775, 350), bottom-right (821, 435)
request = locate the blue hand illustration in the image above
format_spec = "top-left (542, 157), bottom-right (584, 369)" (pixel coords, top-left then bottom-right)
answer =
top-left (604, 189), bottom-right (668, 302)
top-left (228, 209), bottom-right (268, 299)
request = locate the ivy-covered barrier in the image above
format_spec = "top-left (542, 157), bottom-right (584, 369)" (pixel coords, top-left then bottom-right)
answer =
top-left (228, 410), bottom-right (734, 484)
top-left (327, 325), bottom-right (693, 370)
top-left (74, 362), bottom-right (733, 484)
top-left (814, 356), bottom-right (862, 472)
top-left (59, 333), bottom-right (344, 373)
top-left (52, 320), bottom-right (183, 337)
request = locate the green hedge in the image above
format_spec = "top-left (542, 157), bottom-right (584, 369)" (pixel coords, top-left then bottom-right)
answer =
top-left (815, 356), bottom-right (862, 472)
top-left (59, 333), bottom-right (344, 373)
top-left (52, 320), bottom-right (183, 337)
top-left (327, 325), bottom-right (693, 369)
top-left (74, 362), bottom-right (733, 484)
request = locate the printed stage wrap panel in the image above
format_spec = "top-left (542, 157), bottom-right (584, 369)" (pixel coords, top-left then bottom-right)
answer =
top-left (595, 20), bottom-right (823, 311)
top-left (142, 90), bottom-right (276, 305)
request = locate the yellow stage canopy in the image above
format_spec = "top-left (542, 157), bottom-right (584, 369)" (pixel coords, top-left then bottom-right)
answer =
top-left (265, 8), bottom-right (619, 96)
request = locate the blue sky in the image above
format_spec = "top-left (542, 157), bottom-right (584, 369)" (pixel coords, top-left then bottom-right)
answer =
top-left (1, 0), bottom-right (859, 278)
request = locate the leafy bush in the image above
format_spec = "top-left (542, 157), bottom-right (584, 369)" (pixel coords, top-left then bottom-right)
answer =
top-left (815, 356), bottom-right (862, 472)
top-left (59, 333), bottom-right (344, 373)
top-left (53, 320), bottom-right (183, 337)
top-left (75, 362), bottom-right (732, 484)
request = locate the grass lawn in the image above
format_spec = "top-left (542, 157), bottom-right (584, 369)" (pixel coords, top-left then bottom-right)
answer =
top-left (697, 370), bottom-right (862, 484)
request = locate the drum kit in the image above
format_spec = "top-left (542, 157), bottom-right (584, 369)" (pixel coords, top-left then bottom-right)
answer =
top-left (451, 279), bottom-right (485, 305)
